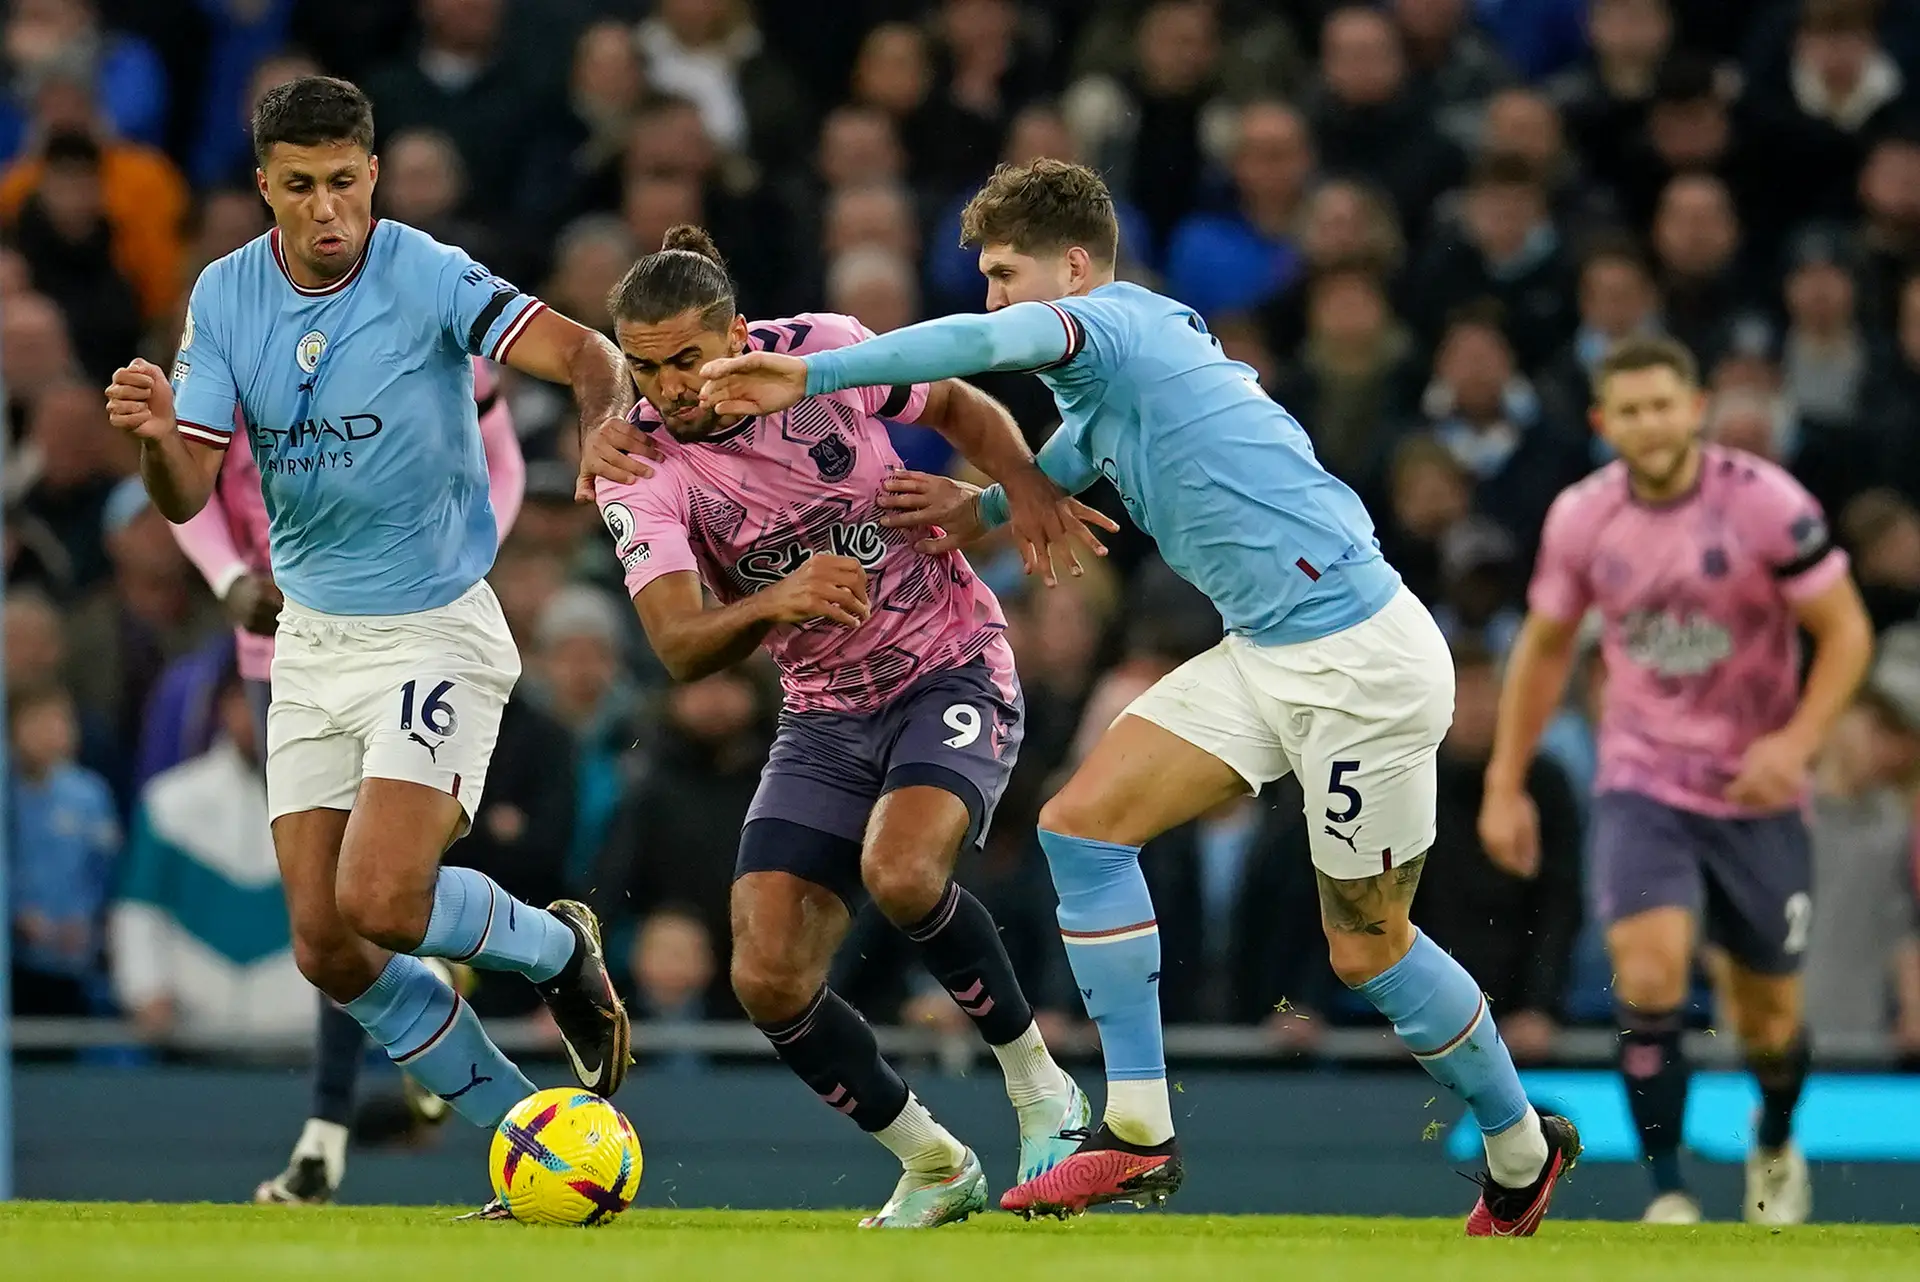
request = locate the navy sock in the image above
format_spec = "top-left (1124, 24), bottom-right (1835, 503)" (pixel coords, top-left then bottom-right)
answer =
top-left (756, 986), bottom-right (909, 1133)
top-left (313, 994), bottom-right (365, 1126)
top-left (1750, 1031), bottom-right (1811, 1151)
top-left (902, 880), bottom-right (1034, 1046)
top-left (1619, 1007), bottom-right (1689, 1194)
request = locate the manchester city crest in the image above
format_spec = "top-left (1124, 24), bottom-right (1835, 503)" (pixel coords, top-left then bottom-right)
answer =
top-left (296, 329), bottom-right (328, 374)
top-left (809, 431), bottom-right (854, 481)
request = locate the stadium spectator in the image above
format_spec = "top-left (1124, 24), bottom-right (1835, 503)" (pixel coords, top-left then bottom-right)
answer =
top-left (373, 127), bottom-right (505, 276)
top-left (1066, 0), bottom-right (1306, 105)
top-left (1650, 172), bottom-right (1751, 364)
top-left (186, 186), bottom-right (270, 277)
top-left (1162, 99), bottom-right (1311, 321)
top-left (629, 907), bottom-right (719, 1072)
top-left (180, 0), bottom-right (300, 189)
top-left (1780, 226), bottom-right (1871, 434)
top-left (1433, 517), bottom-right (1526, 658)
top-left (9, 679), bottom-right (118, 1016)
top-left (1549, 0), bottom-right (1672, 197)
top-left (1306, 4), bottom-right (1462, 241)
top-left (541, 215), bottom-right (638, 339)
top-left (1269, 264), bottom-right (1420, 488)
top-left (1857, 129), bottom-right (1920, 332)
top-left (561, 19), bottom-right (649, 181)
top-left (849, 22), bottom-right (931, 131)
top-left (108, 672), bottom-right (307, 1043)
top-left (1389, 0), bottom-right (1515, 150)
top-left (1, 291), bottom-right (78, 429)
top-left (1479, 88), bottom-right (1616, 242)
top-left (816, 106), bottom-right (906, 192)
top-left (634, 0), bottom-right (812, 178)
top-left (63, 479), bottom-right (220, 805)
top-left (911, 0), bottom-right (1050, 203)
top-left (1541, 239), bottom-right (1661, 418)
top-left (1414, 638), bottom-right (1582, 1064)
top-left (0, 0), bottom-right (169, 162)
top-left (1614, 55), bottom-right (1768, 250)
top-left (1407, 152), bottom-right (1577, 371)
top-left (590, 667), bottom-right (775, 1019)
top-left (0, 65), bottom-right (188, 323)
top-left (1839, 489), bottom-right (1920, 632)
top-left (1377, 433), bottom-right (1474, 606)
top-left (1412, 307), bottom-right (1588, 558)
top-left (18, 379), bottom-right (131, 592)
top-left (1064, 0), bottom-right (1232, 256)
top-left (1255, 177), bottom-right (1407, 355)
top-left (1872, 274), bottom-right (1920, 496)
top-left (363, 0), bottom-right (564, 227)
top-left (1803, 637), bottom-right (1920, 1057)
top-left (7, 131), bottom-right (141, 382)
top-left (1744, 0), bottom-right (1915, 232)
top-left (524, 585), bottom-right (642, 885)
top-left (453, 681), bottom-right (580, 1018)
top-left (489, 542), bottom-right (570, 655)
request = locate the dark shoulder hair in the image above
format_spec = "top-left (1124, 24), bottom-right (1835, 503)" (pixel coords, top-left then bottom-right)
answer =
top-left (608, 224), bottom-right (737, 330)
top-left (1469, 151), bottom-right (1544, 192)
top-left (1595, 333), bottom-right (1699, 394)
top-left (959, 159), bottom-right (1120, 264)
top-left (252, 76), bottom-right (374, 165)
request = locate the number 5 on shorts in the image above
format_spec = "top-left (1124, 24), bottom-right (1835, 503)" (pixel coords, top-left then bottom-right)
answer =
top-left (400, 678), bottom-right (459, 737)
top-left (1326, 759), bottom-right (1363, 824)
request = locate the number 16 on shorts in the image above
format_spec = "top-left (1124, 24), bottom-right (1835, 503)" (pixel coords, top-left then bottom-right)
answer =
top-left (400, 678), bottom-right (458, 758)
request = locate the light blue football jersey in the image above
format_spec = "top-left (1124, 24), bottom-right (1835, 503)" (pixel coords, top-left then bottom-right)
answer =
top-left (170, 219), bottom-right (546, 615)
top-left (805, 281), bottom-right (1402, 646)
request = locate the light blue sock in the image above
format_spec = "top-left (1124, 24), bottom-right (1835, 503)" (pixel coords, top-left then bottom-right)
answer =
top-left (1353, 929), bottom-right (1529, 1135)
top-left (1039, 829), bottom-right (1165, 1081)
top-left (344, 954), bottom-right (535, 1128)
top-left (417, 866), bottom-right (576, 981)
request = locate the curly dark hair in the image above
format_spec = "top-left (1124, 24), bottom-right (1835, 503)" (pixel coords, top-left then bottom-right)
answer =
top-left (958, 158), bottom-right (1120, 264)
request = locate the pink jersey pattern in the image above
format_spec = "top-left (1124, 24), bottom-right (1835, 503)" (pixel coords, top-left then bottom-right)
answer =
top-left (596, 312), bottom-right (1013, 715)
top-left (170, 359), bottom-right (522, 681)
top-left (1529, 444), bottom-right (1850, 817)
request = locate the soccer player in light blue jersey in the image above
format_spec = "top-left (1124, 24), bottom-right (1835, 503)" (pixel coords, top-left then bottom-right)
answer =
top-left (104, 78), bottom-right (639, 1209)
top-left (699, 159), bottom-right (1583, 1234)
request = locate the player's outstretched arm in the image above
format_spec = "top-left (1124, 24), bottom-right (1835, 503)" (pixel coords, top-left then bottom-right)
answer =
top-left (632, 558), bottom-right (871, 683)
top-left (497, 308), bottom-right (654, 500)
top-left (106, 358), bottom-right (223, 522)
top-left (1479, 611), bottom-right (1581, 878)
top-left (911, 378), bottom-right (1114, 584)
top-left (701, 303), bottom-right (1079, 414)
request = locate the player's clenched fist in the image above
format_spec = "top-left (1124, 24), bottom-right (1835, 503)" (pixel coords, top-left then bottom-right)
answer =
top-left (105, 358), bottom-right (178, 440)
top-left (758, 554), bottom-right (870, 628)
top-left (1476, 785), bottom-right (1542, 880)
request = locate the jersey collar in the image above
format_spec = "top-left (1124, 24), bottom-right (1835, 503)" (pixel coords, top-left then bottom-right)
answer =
top-left (271, 220), bottom-right (378, 297)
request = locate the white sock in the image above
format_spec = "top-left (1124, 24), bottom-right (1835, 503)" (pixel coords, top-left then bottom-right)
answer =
top-left (1484, 1106), bottom-right (1549, 1189)
top-left (1104, 1078), bottom-right (1174, 1147)
top-left (293, 1117), bottom-right (350, 1188)
top-left (874, 1094), bottom-right (967, 1176)
top-left (993, 1021), bottom-right (1070, 1109)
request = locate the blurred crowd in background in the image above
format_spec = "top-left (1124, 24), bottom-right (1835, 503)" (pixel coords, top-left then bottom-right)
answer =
top-left (7, 0), bottom-right (1920, 1071)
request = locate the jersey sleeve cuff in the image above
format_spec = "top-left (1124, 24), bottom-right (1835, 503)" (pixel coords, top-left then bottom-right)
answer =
top-left (977, 485), bottom-right (1010, 531)
top-left (176, 420), bottom-right (233, 449)
top-left (488, 298), bottom-right (547, 364)
top-left (1778, 546), bottom-right (1849, 603)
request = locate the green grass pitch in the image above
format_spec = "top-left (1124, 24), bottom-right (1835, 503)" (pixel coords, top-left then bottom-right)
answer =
top-left (2, 1205), bottom-right (1915, 1282)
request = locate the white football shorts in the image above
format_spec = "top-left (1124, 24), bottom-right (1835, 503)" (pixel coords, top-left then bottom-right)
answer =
top-left (267, 580), bottom-right (521, 831)
top-left (1123, 586), bottom-right (1455, 880)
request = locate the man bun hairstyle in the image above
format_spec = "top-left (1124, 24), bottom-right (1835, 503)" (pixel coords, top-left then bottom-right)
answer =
top-left (959, 158), bottom-right (1120, 265)
top-left (609, 223), bottom-right (738, 330)
top-left (252, 75), bottom-right (375, 165)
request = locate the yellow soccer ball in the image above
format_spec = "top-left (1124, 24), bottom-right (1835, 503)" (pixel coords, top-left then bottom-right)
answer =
top-left (488, 1087), bottom-right (643, 1226)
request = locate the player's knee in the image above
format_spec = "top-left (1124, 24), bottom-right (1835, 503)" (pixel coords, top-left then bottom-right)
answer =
top-left (1729, 988), bottom-right (1800, 1050)
top-left (1612, 955), bottom-right (1688, 1013)
top-left (1324, 920), bottom-right (1415, 988)
top-left (730, 951), bottom-right (817, 1024)
top-left (335, 876), bottom-right (430, 953)
top-left (860, 849), bottom-right (946, 924)
top-left (1038, 789), bottom-right (1118, 844)
top-left (291, 928), bottom-right (370, 1002)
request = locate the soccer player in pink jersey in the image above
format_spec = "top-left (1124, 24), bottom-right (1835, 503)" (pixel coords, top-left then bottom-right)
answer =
top-left (1481, 336), bottom-right (1873, 1225)
top-left (593, 226), bottom-right (1113, 1228)
top-left (170, 358), bottom-right (525, 1205)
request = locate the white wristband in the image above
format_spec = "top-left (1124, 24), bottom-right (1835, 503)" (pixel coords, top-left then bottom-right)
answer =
top-left (211, 564), bottom-right (248, 601)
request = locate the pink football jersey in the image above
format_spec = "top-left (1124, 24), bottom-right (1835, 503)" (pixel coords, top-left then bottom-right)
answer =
top-left (1529, 444), bottom-right (1850, 817)
top-left (596, 312), bottom-right (1013, 714)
